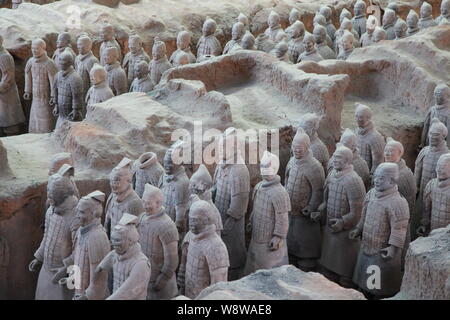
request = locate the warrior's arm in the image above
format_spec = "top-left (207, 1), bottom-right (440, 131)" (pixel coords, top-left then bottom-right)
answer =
top-left (160, 240), bottom-right (179, 281)
top-left (421, 110), bottom-right (432, 147)
top-left (370, 137), bottom-right (385, 173)
top-left (388, 205), bottom-right (409, 249)
top-left (24, 60), bottom-right (32, 94)
top-left (420, 180), bottom-right (433, 227)
top-left (107, 260), bottom-right (150, 300)
top-left (209, 266), bottom-right (228, 285)
top-left (307, 167), bottom-right (325, 211)
top-left (177, 241), bottom-right (188, 294)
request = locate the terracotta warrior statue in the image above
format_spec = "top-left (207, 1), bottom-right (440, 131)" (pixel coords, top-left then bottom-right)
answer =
top-left (417, 153), bottom-right (450, 235)
top-left (158, 141), bottom-right (190, 233)
top-left (169, 31), bottom-right (196, 66)
top-left (350, 163), bottom-right (409, 298)
top-left (104, 157), bottom-right (144, 237)
top-left (103, 46), bottom-right (127, 96)
top-left (372, 26), bottom-right (387, 43)
top-left (138, 184), bottom-right (179, 299)
top-left (421, 83), bottom-right (450, 148)
top-left (213, 127), bottom-right (250, 280)
top-left (149, 39), bottom-right (172, 86)
top-left (340, 8), bottom-right (352, 24)
top-left (52, 32), bottom-right (76, 67)
top-left (289, 8), bottom-right (301, 25)
top-left (382, 8), bottom-right (397, 40)
top-left (313, 14), bottom-right (333, 48)
top-left (272, 41), bottom-right (290, 62)
top-left (436, 0), bottom-right (450, 25)
top-left (354, 103), bottom-right (386, 176)
top-left (224, 22), bottom-right (245, 54)
top-left (337, 30), bottom-right (354, 61)
top-left (123, 34), bottom-right (150, 88)
top-left (286, 21), bottom-right (306, 63)
top-left (197, 18), bottom-right (222, 60)
top-left (320, 6), bottom-right (336, 41)
top-left (255, 33), bottom-right (276, 53)
top-left (75, 34), bottom-right (99, 103)
top-left (328, 128), bottom-right (371, 190)
top-left (316, 144), bottom-right (366, 287)
top-left (189, 164), bottom-right (223, 235)
top-left (352, 0), bottom-right (367, 37)
top-left (394, 19), bottom-right (408, 40)
top-left (237, 13), bottom-right (250, 30)
top-left (53, 52), bottom-right (83, 129)
top-left (129, 61), bottom-right (154, 93)
top-left (406, 10), bottom-right (420, 37)
top-left (386, 2), bottom-right (400, 25)
top-left (244, 151), bottom-right (290, 275)
top-left (97, 214), bottom-right (151, 300)
top-left (265, 11), bottom-right (286, 43)
top-left (285, 128), bottom-right (325, 271)
top-left (64, 191), bottom-right (110, 300)
top-left (132, 151), bottom-right (164, 198)
top-left (0, 35), bottom-right (25, 136)
top-left (29, 165), bottom-right (78, 300)
top-left (178, 200), bottom-right (229, 299)
top-left (99, 23), bottom-right (122, 66)
top-left (298, 113), bottom-right (330, 174)
top-left (297, 34), bottom-right (324, 63)
top-left (85, 63), bottom-right (114, 108)
top-left (360, 15), bottom-right (378, 47)
top-left (414, 118), bottom-right (449, 236)
top-left (24, 38), bottom-right (57, 133)
top-left (335, 18), bottom-right (359, 54)
top-left (314, 25), bottom-right (336, 60)
top-left (241, 32), bottom-right (256, 50)
top-left (418, 1), bottom-right (437, 29)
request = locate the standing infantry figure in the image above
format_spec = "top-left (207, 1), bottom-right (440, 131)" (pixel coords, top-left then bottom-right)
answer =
top-left (241, 33), bottom-right (256, 50)
top-left (85, 63), bottom-right (114, 108)
top-left (99, 23), bottom-right (122, 66)
top-left (436, 0), bottom-right (450, 25)
top-left (158, 141), bottom-right (190, 233)
top-left (354, 103), bottom-right (385, 176)
top-left (320, 6), bottom-right (336, 41)
top-left (0, 35), bottom-right (25, 136)
top-left (213, 128), bottom-right (250, 280)
top-left (53, 52), bottom-right (83, 129)
top-left (383, 9), bottom-right (397, 40)
top-left (265, 11), bottom-right (286, 43)
top-left (394, 19), bottom-right (408, 40)
top-left (169, 31), bottom-right (196, 66)
top-left (316, 144), bottom-right (366, 287)
top-left (286, 21), bottom-right (306, 63)
top-left (350, 163), bottom-right (409, 298)
top-left (313, 14), bottom-right (333, 48)
top-left (337, 30), bottom-right (355, 60)
top-left (285, 128), bottom-right (325, 271)
top-left (104, 47), bottom-right (127, 96)
top-left (372, 27), bottom-right (387, 43)
top-left (75, 35), bottom-right (99, 104)
top-left (150, 39), bottom-right (172, 86)
top-left (314, 25), bottom-right (336, 60)
top-left (335, 18), bottom-right (359, 54)
top-left (197, 18), bottom-right (222, 60)
top-left (178, 201), bottom-right (229, 299)
top-left (418, 2), bottom-right (437, 29)
top-left (328, 128), bottom-right (371, 189)
top-left (414, 118), bottom-right (449, 236)
top-left (289, 8), bottom-right (301, 25)
top-left (29, 165), bottom-right (78, 300)
top-left (224, 22), bottom-right (245, 54)
top-left (297, 34), bottom-right (324, 63)
top-left (138, 184), bottom-right (179, 300)
top-left (104, 157), bottom-right (144, 237)
top-left (352, 0), bottom-right (367, 37)
top-left (272, 41), bottom-right (290, 62)
top-left (244, 151), bottom-right (290, 275)
top-left (237, 13), bottom-right (250, 30)
top-left (123, 35), bottom-right (150, 88)
top-left (406, 10), bottom-right (420, 37)
top-left (24, 38), bottom-right (57, 133)
top-left (421, 83), bottom-right (450, 148)
top-left (96, 214), bottom-right (151, 300)
top-left (360, 16), bottom-right (378, 47)
top-left (189, 164), bottom-right (223, 235)
top-left (129, 61), bottom-right (154, 93)
top-left (417, 154), bottom-right (450, 235)
top-left (132, 151), bottom-right (164, 198)
top-left (63, 191), bottom-right (110, 300)
top-left (298, 113), bottom-right (330, 175)
top-left (340, 8), bottom-right (352, 24)
top-left (52, 32), bottom-right (76, 66)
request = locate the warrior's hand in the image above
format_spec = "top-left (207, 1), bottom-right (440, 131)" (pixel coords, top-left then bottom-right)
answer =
top-left (269, 235), bottom-right (282, 251)
top-left (222, 217), bottom-right (235, 235)
top-left (416, 225), bottom-right (428, 237)
top-left (329, 218), bottom-right (344, 233)
top-left (28, 258), bottom-right (42, 272)
top-left (301, 205), bottom-right (312, 217)
top-left (349, 228), bottom-right (362, 240)
top-left (380, 245), bottom-right (398, 260)
top-left (49, 97), bottom-right (56, 106)
top-left (69, 109), bottom-right (83, 121)
top-left (23, 92), bottom-right (31, 100)
top-left (246, 222), bottom-right (252, 233)
top-left (52, 106), bottom-right (59, 117)
top-left (153, 273), bottom-right (168, 292)
top-left (176, 219), bottom-right (186, 233)
top-left (310, 211), bottom-right (321, 222)
top-left (73, 293), bottom-right (88, 300)
top-left (52, 266), bottom-right (67, 284)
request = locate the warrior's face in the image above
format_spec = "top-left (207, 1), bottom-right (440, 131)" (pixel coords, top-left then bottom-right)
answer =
top-left (111, 229), bottom-right (130, 255)
top-left (101, 27), bottom-right (114, 42)
top-left (110, 170), bottom-right (130, 195)
top-left (189, 180), bottom-right (208, 195)
top-left (57, 34), bottom-right (69, 49)
top-left (304, 37), bottom-right (315, 52)
top-left (76, 200), bottom-right (94, 227)
top-left (31, 41), bottom-right (46, 58)
top-left (189, 209), bottom-right (208, 235)
top-left (142, 192), bottom-right (162, 215)
top-left (202, 22), bottom-right (214, 37)
top-left (292, 140), bottom-right (308, 159)
top-left (77, 38), bottom-right (91, 55)
top-left (152, 44), bottom-right (165, 60)
top-left (134, 63), bottom-right (148, 79)
top-left (436, 157), bottom-right (450, 181)
top-left (355, 110), bottom-right (371, 128)
top-left (333, 151), bottom-right (349, 171)
top-left (163, 152), bottom-right (175, 175)
top-left (177, 33), bottom-right (190, 50)
top-left (104, 48), bottom-right (117, 65)
top-left (429, 130), bottom-right (445, 147)
top-left (384, 145), bottom-right (402, 163)
top-left (373, 169), bottom-right (394, 192)
top-left (268, 14), bottom-right (279, 28)
top-left (58, 54), bottom-right (72, 72)
top-left (129, 39), bottom-right (141, 55)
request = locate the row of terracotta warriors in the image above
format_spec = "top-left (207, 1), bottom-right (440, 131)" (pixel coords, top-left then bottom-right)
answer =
top-left (29, 100), bottom-right (450, 299)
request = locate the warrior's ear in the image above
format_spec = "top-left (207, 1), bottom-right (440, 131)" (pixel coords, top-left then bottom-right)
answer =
top-left (57, 164), bottom-right (74, 178)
